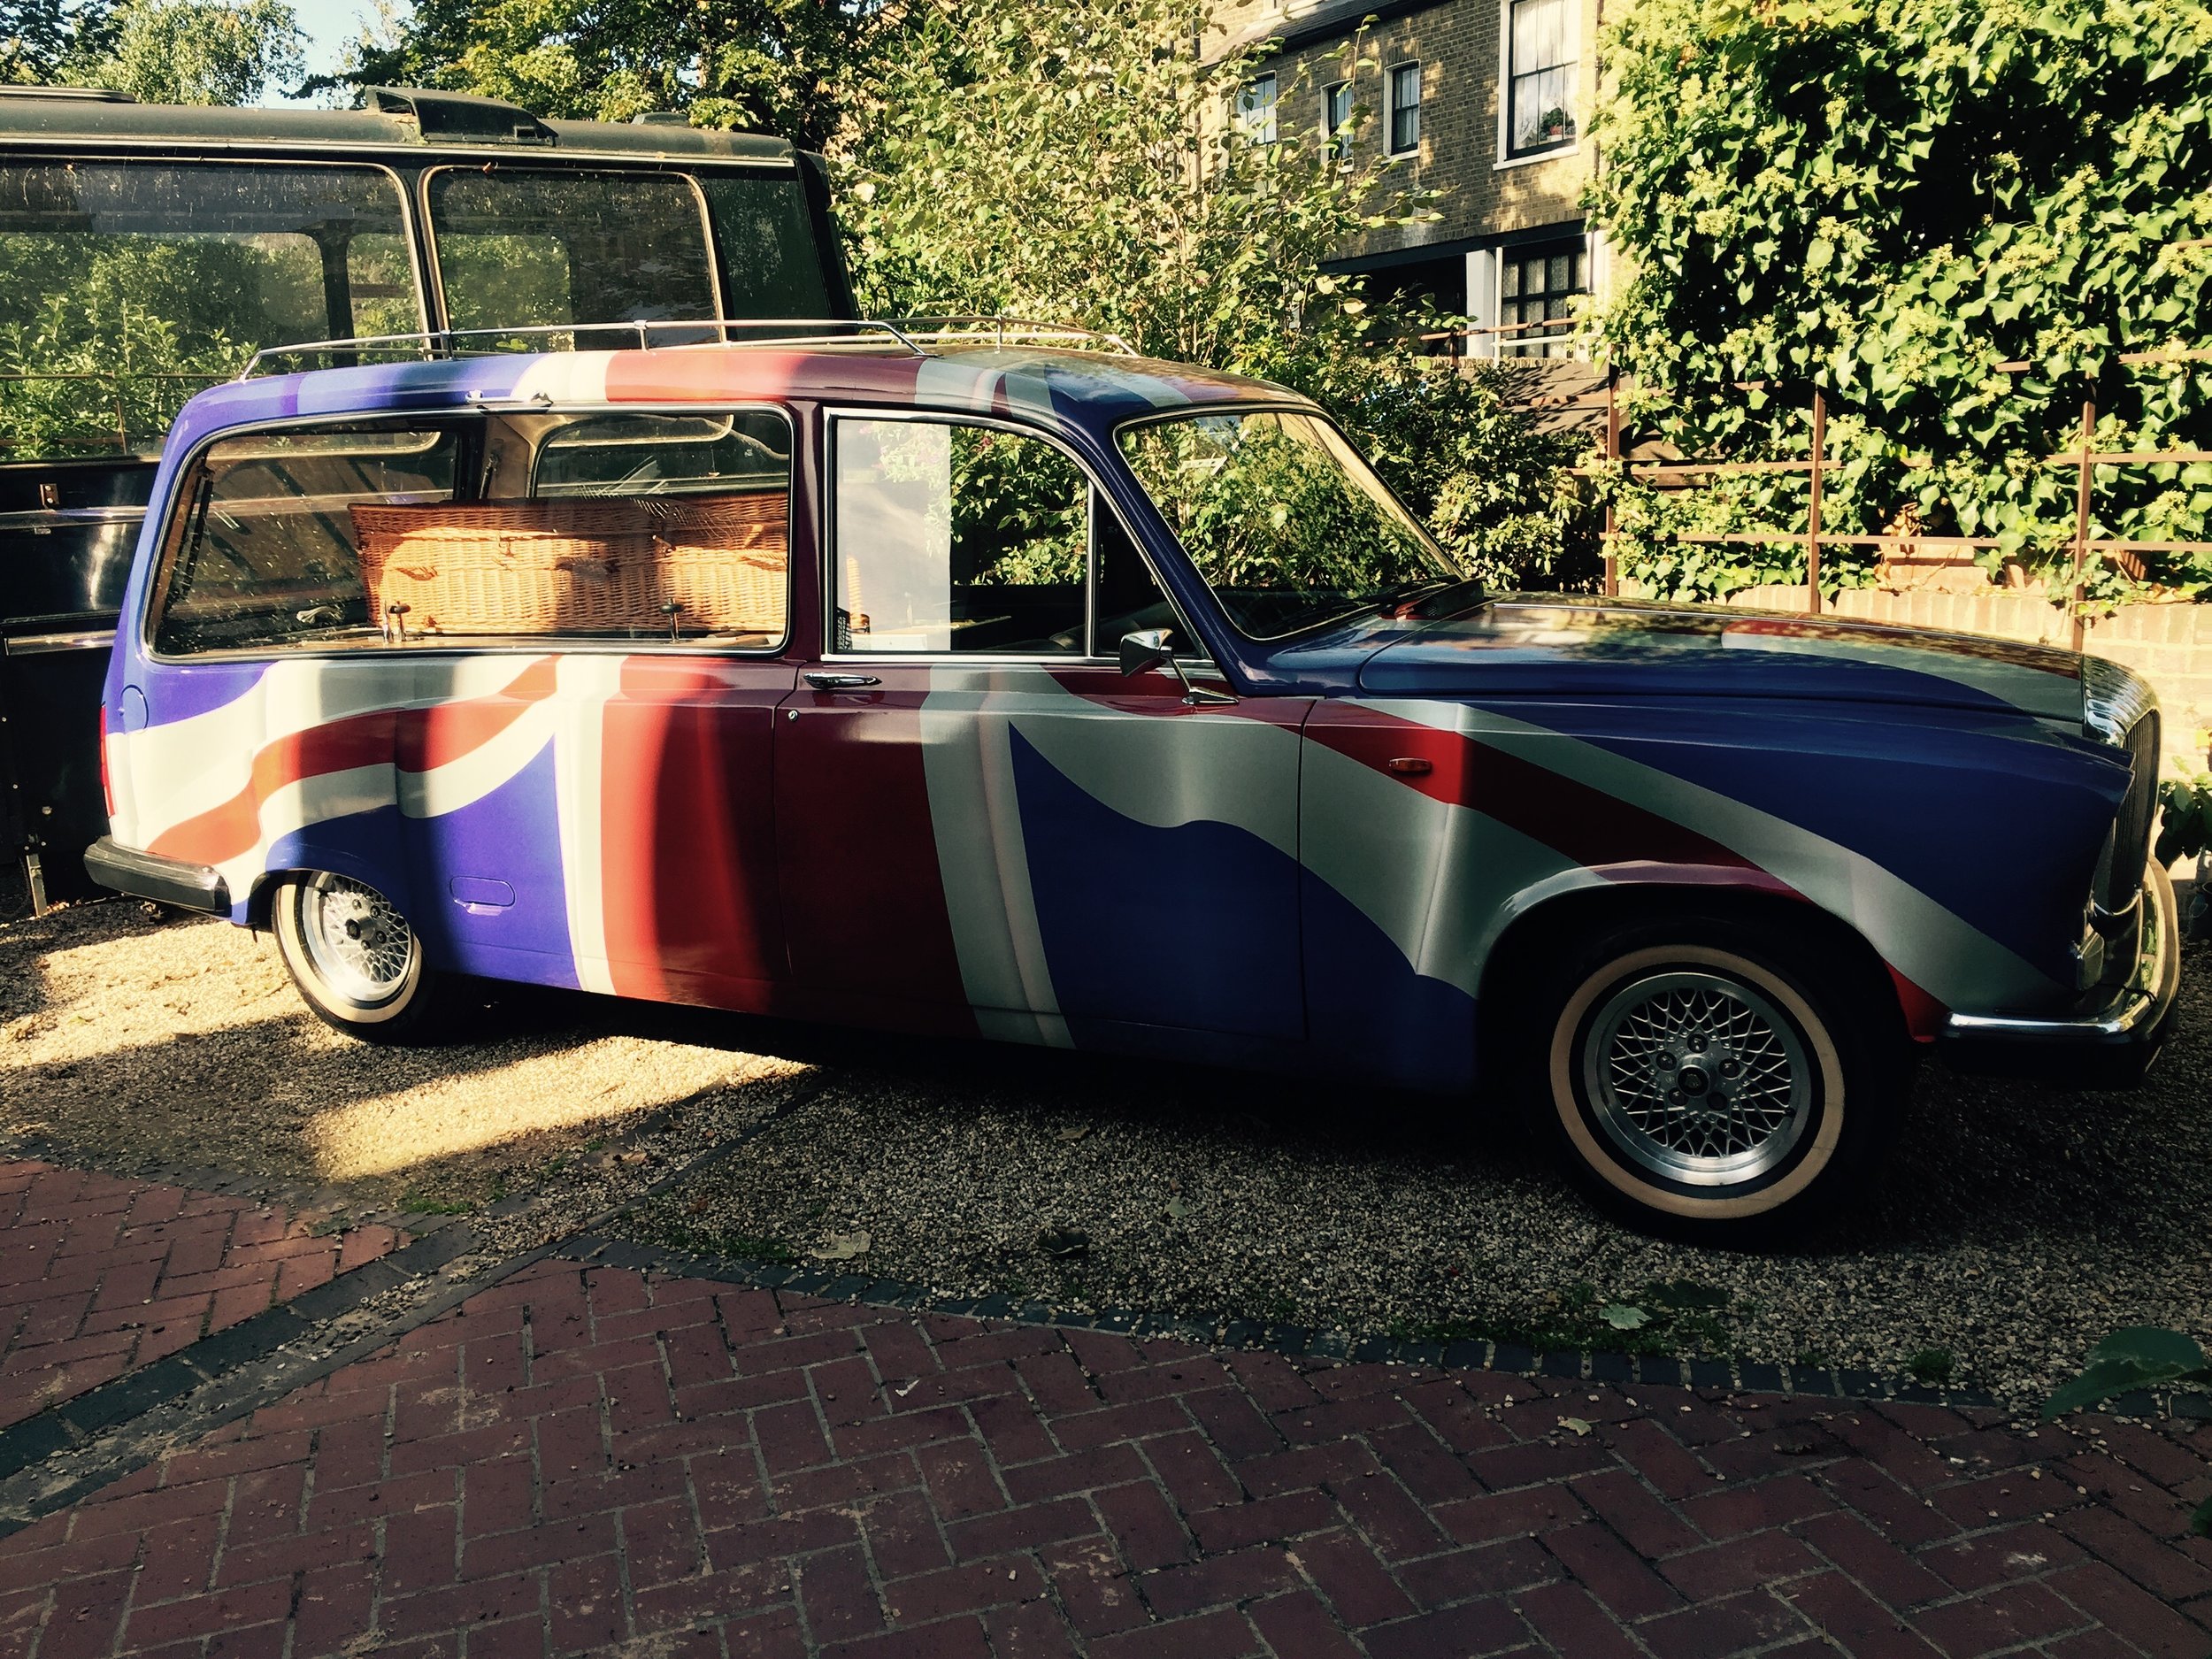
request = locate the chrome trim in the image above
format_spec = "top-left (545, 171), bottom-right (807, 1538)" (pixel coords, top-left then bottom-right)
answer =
top-left (2080, 655), bottom-right (2155, 746)
top-left (0, 505), bottom-right (145, 530)
top-left (4, 627), bottom-right (114, 655)
top-left (1944, 864), bottom-right (2179, 1044)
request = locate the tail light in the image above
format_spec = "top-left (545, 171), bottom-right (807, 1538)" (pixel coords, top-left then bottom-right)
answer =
top-left (98, 704), bottom-right (113, 819)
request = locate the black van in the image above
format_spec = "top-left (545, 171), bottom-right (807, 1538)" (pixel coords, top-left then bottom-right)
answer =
top-left (0, 83), bottom-right (854, 911)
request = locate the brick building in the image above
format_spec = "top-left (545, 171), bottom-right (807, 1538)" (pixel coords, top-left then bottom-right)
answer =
top-left (1213, 0), bottom-right (1606, 356)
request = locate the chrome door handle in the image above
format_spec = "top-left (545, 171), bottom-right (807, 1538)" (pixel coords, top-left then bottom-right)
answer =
top-left (803, 672), bottom-right (881, 690)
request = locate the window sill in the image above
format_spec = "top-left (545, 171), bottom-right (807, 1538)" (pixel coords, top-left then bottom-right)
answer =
top-left (1494, 142), bottom-right (1579, 172)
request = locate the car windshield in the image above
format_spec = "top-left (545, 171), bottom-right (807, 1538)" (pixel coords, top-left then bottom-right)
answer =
top-left (1117, 407), bottom-right (1463, 639)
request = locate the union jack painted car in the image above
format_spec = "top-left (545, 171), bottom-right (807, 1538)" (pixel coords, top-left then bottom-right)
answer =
top-left (85, 335), bottom-right (2179, 1237)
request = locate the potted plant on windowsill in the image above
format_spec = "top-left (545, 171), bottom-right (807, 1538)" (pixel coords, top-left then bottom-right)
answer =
top-left (1539, 107), bottom-right (1572, 142)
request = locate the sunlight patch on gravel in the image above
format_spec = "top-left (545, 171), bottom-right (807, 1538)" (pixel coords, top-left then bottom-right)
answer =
top-left (1, 902), bottom-right (801, 1210)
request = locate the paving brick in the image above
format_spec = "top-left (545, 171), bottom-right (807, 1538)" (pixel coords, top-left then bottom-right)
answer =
top-left (1288, 1528), bottom-right (1416, 1625)
top-left (0, 1195), bottom-right (2200, 1659)
top-left (1781, 1570), bottom-right (1946, 1657)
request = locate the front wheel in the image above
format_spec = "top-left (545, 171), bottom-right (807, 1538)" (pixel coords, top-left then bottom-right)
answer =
top-left (271, 872), bottom-right (447, 1042)
top-left (1533, 921), bottom-right (1908, 1243)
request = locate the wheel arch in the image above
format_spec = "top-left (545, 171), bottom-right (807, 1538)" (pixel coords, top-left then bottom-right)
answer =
top-left (1475, 878), bottom-right (1917, 1089)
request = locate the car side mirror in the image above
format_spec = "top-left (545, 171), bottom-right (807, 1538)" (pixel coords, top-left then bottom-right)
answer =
top-left (1118, 627), bottom-right (1176, 679)
top-left (1117, 626), bottom-right (1237, 707)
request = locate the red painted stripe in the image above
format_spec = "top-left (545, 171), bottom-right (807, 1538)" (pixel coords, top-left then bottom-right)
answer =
top-left (396, 658), bottom-right (560, 774)
top-left (597, 659), bottom-right (786, 1002)
top-left (150, 708), bottom-right (396, 867)
top-left (1306, 703), bottom-right (1763, 876)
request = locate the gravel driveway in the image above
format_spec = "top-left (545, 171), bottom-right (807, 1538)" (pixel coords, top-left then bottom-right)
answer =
top-left (4, 897), bottom-right (2205, 1407)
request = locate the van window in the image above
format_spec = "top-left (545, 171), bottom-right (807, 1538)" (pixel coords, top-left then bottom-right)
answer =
top-left (0, 162), bottom-right (418, 463)
top-left (152, 410), bottom-right (791, 656)
top-left (429, 170), bottom-right (720, 341)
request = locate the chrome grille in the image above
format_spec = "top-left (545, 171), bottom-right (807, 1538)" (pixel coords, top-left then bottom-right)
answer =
top-left (2081, 658), bottom-right (2161, 920)
top-left (2103, 708), bottom-right (2162, 918)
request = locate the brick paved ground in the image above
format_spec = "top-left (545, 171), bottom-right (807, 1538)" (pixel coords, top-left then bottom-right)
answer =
top-left (0, 1161), bottom-right (405, 1428)
top-left (0, 1255), bottom-right (2204, 1658)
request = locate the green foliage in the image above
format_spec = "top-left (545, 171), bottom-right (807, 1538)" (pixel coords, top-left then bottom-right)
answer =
top-left (1587, 0), bottom-right (2212, 600)
top-left (87, 0), bottom-right (302, 104)
top-left (839, 0), bottom-right (1590, 591)
top-left (349, 0), bottom-right (878, 146)
top-left (6, 0), bottom-right (302, 103)
top-left (1905, 1347), bottom-right (1954, 1386)
top-left (2042, 1325), bottom-right (2212, 1420)
top-left (2157, 772), bottom-right (2212, 865)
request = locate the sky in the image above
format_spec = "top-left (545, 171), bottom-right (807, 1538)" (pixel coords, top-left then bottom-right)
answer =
top-left (263, 0), bottom-right (381, 104)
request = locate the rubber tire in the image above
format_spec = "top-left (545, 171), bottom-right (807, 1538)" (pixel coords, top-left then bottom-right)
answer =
top-left (270, 872), bottom-right (449, 1044)
top-left (1525, 916), bottom-right (1909, 1246)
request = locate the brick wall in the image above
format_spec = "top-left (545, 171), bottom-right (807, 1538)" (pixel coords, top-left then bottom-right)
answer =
top-left (1724, 585), bottom-right (2212, 777)
top-left (1211, 0), bottom-right (1598, 263)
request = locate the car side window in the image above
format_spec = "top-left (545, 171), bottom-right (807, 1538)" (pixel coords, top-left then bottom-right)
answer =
top-left (151, 424), bottom-right (461, 657)
top-left (833, 419), bottom-right (1087, 656)
top-left (1094, 500), bottom-right (1194, 659)
top-left (153, 410), bottom-right (794, 656)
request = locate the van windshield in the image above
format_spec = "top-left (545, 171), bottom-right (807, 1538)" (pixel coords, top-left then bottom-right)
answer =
top-left (0, 161), bottom-right (419, 461)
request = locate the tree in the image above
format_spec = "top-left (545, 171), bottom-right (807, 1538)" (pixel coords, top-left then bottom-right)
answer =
top-left (1588, 0), bottom-right (2212, 600)
top-left (85, 0), bottom-right (302, 104)
top-left (343, 0), bottom-right (879, 148)
top-left (839, 0), bottom-right (1590, 587)
top-left (4, 0), bottom-right (301, 104)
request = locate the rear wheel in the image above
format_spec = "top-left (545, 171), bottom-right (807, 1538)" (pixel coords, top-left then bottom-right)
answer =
top-left (271, 872), bottom-right (446, 1041)
top-left (1532, 920), bottom-right (1908, 1242)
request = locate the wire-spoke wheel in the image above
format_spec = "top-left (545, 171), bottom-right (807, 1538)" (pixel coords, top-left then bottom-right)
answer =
top-left (1586, 971), bottom-right (1814, 1187)
top-left (1531, 920), bottom-right (1909, 1241)
top-left (271, 872), bottom-right (444, 1041)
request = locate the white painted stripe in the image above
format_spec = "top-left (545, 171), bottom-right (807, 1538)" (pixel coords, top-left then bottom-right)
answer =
top-left (1366, 697), bottom-right (2056, 1008)
top-left (551, 654), bottom-right (626, 996)
top-left (1296, 739), bottom-right (1582, 997)
top-left (920, 668), bottom-right (1071, 1046)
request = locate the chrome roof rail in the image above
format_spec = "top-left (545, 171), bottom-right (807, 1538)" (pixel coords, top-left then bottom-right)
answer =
top-left (240, 318), bottom-right (933, 378)
top-left (239, 314), bottom-right (1138, 379)
top-left (888, 316), bottom-right (1140, 356)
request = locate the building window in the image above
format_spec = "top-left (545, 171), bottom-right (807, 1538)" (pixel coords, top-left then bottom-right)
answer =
top-left (1324, 81), bottom-right (1354, 166)
top-left (1499, 238), bottom-right (1584, 357)
top-left (1386, 62), bottom-right (1421, 157)
top-left (1236, 73), bottom-right (1279, 146)
top-left (1506, 0), bottom-right (1576, 157)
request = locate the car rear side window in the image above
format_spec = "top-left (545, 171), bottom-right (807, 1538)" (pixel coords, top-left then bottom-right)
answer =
top-left (153, 409), bottom-right (792, 656)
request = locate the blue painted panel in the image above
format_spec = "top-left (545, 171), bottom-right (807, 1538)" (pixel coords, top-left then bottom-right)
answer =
top-left (403, 741), bottom-right (578, 987)
top-left (1010, 726), bottom-right (1302, 1039)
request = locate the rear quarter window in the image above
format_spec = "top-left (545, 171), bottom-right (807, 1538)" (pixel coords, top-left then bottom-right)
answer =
top-left (151, 410), bottom-right (793, 656)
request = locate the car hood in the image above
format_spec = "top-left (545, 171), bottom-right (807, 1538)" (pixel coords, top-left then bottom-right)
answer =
top-left (1349, 595), bottom-right (2085, 722)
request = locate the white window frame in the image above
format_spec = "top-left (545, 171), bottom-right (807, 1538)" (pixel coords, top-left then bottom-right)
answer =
top-left (1323, 80), bottom-right (1354, 168)
top-left (1236, 72), bottom-right (1279, 147)
top-left (1494, 0), bottom-right (1579, 169)
top-left (1386, 61), bottom-right (1422, 158)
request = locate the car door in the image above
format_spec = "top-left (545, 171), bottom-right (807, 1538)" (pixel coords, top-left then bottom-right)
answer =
top-left (774, 410), bottom-right (1309, 1049)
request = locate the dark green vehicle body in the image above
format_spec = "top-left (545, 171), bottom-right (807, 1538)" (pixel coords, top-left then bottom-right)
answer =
top-left (0, 85), bottom-right (853, 908)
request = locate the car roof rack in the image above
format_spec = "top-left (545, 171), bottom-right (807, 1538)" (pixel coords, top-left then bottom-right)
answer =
top-left (242, 316), bottom-right (1137, 378)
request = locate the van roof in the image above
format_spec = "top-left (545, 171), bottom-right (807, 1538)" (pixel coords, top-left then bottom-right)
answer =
top-left (167, 342), bottom-right (1304, 454)
top-left (0, 85), bottom-right (795, 165)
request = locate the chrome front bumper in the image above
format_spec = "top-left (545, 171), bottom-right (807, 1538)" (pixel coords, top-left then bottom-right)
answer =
top-left (1940, 863), bottom-right (2181, 1080)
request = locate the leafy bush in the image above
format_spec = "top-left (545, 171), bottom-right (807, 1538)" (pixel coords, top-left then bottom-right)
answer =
top-left (1588, 0), bottom-right (2212, 601)
top-left (2157, 773), bottom-right (2212, 865)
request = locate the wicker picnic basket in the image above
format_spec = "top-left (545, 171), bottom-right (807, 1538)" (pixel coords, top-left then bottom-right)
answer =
top-left (350, 491), bottom-right (787, 638)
